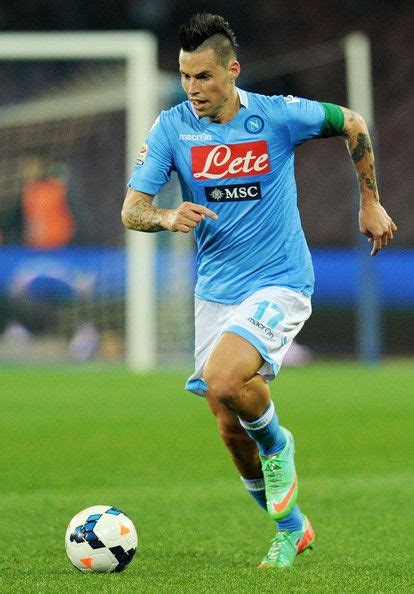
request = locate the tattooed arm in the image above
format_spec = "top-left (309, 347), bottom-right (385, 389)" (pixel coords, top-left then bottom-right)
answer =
top-left (340, 107), bottom-right (397, 255)
top-left (122, 188), bottom-right (169, 232)
top-left (121, 187), bottom-right (218, 233)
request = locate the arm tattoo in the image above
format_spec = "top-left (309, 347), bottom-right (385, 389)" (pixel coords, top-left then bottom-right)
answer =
top-left (347, 134), bottom-right (378, 199)
top-left (124, 198), bottom-right (168, 232)
top-left (343, 116), bottom-right (378, 203)
top-left (359, 164), bottom-right (378, 194)
top-left (350, 132), bottom-right (372, 163)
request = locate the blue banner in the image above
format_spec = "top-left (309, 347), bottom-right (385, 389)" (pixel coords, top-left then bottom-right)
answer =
top-left (0, 246), bottom-right (412, 307)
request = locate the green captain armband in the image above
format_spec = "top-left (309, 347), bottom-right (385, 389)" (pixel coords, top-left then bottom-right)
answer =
top-left (319, 102), bottom-right (345, 137)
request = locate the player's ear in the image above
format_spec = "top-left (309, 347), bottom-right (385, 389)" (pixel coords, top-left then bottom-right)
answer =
top-left (229, 60), bottom-right (240, 82)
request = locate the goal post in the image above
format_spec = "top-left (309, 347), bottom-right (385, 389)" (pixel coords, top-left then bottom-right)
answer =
top-left (0, 32), bottom-right (158, 371)
top-left (343, 32), bottom-right (381, 363)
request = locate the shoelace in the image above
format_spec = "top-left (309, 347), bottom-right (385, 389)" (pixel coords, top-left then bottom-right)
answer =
top-left (265, 532), bottom-right (295, 562)
top-left (262, 457), bottom-right (283, 488)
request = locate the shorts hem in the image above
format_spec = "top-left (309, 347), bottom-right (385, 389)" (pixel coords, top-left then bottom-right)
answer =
top-left (185, 378), bottom-right (208, 397)
top-left (223, 324), bottom-right (279, 379)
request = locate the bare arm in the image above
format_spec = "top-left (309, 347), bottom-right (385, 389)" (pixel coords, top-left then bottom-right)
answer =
top-left (121, 187), bottom-right (218, 233)
top-left (121, 188), bottom-right (168, 232)
top-left (340, 107), bottom-right (397, 255)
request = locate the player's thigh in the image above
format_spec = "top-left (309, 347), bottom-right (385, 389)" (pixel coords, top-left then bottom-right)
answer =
top-left (203, 331), bottom-right (264, 393)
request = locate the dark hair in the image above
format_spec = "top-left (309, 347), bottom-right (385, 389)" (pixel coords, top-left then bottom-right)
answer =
top-left (180, 13), bottom-right (238, 64)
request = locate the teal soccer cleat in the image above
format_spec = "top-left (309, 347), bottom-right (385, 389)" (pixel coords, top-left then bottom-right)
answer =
top-left (259, 515), bottom-right (315, 569)
top-left (260, 427), bottom-right (298, 520)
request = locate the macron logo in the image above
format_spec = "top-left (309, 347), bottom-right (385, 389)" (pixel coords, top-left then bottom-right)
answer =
top-left (179, 133), bottom-right (212, 141)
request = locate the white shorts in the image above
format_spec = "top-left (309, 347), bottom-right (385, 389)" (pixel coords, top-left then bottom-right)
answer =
top-left (185, 286), bottom-right (312, 396)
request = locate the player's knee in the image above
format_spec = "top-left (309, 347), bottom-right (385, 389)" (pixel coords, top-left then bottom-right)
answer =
top-left (204, 369), bottom-right (241, 410)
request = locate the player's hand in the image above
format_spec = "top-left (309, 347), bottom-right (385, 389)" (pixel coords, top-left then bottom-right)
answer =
top-left (161, 201), bottom-right (218, 233)
top-left (358, 202), bottom-right (397, 256)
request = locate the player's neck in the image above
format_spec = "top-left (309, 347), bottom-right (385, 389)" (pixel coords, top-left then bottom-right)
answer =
top-left (207, 88), bottom-right (240, 125)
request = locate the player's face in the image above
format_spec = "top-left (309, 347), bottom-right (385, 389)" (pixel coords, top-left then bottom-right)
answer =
top-left (179, 48), bottom-right (240, 121)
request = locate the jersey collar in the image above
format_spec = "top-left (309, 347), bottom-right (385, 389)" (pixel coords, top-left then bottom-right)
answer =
top-left (189, 87), bottom-right (249, 120)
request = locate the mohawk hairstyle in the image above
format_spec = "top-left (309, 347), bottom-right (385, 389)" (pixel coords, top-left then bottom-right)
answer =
top-left (180, 13), bottom-right (238, 65)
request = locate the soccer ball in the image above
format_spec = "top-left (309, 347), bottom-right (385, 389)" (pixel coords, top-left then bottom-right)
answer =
top-left (65, 505), bottom-right (138, 573)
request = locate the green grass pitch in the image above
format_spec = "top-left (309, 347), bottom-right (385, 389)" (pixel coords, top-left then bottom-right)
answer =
top-left (0, 362), bottom-right (413, 593)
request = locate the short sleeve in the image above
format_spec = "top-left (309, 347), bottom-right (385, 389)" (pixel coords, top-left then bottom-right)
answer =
top-left (282, 96), bottom-right (325, 147)
top-left (128, 112), bottom-right (174, 195)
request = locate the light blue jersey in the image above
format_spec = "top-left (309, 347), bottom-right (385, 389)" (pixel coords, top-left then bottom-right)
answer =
top-left (128, 89), bottom-right (325, 303)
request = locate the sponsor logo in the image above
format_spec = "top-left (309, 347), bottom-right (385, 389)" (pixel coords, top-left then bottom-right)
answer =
top-left (284, 95), bottom-right (300, 104)
top-left (244, 115), bottom-right (264, 134)
top-left (247, 317), bottom-right (275, 339)
top-left (179, 133), bottom-right (213, 141)
top-left (135, 143), bottom-right (148, 166)
top-left (191, 141), bottom-right (270, 180)
top-left (205, 183), bottom-right (262, 202)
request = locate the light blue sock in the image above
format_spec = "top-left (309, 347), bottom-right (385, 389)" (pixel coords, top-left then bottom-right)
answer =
top-left (241, 477), bottom-right (303, 532)
top-left (240, 477), bottom-right (268, 511)
top-left (238, 401), bottom-right (286, 456)
top-left (276, 504), bottom-right (303, 532)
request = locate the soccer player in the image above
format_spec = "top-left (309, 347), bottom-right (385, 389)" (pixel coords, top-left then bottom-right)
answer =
top-left (122, 13), bottom-right (397, 569)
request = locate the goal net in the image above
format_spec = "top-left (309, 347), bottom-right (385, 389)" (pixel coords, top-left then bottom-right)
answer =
top-left (0, 33), bottom-right (194, 368)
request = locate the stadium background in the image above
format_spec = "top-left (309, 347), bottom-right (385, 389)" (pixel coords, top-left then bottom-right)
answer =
top-left (0, 0), bottom-right (412, 364)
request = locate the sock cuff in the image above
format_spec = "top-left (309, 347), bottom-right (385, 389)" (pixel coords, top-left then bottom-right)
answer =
top-left (240, 476), bottom-right (265, 492)
top-left (238, 400), bottom-right (275, 431)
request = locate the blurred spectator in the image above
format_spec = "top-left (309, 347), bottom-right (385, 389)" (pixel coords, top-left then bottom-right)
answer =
top-left (1, 154), bottom-right (100, 360)
top-left (2, 255), bottom-right (100, 361)
top-left (21, 154), bottom-right (75, 249)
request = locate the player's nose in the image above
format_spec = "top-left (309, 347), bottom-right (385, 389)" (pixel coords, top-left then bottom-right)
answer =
top-left (187, 78), bottom-right (200, 95)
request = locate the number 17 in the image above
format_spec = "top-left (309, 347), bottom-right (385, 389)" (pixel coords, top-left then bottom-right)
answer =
top-left (253, 300), bottom-right (284, 329)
